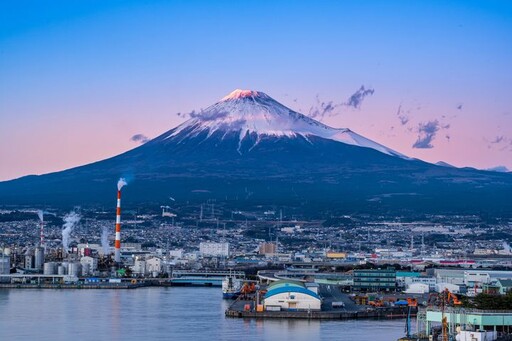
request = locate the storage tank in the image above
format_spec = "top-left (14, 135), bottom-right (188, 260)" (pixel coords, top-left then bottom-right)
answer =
top-left (0, 254), bottom-right (10, 275)
top-left (35, 247), bottom-right (45, 271)
top-left (57, 265), bottom-right (67, 275)
top-left (43, 262), bottom-right (56, 275)
top-left (81, 263), bottom-right (90, 276)
top-left (68, 262), bottom-right (81, 277)
top-left (25, 255), bottom-right (34, 269)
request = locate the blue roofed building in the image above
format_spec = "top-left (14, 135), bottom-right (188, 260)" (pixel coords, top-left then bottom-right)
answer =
top-left (263, 280), bottom-right (321, 311)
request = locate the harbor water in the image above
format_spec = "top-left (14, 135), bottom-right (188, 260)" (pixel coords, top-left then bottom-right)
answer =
top-left (0, 287), bottom-right (407, 340)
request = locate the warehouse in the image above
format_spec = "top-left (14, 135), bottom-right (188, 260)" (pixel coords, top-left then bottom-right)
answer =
top-left (263, 280), bottom-right (321, 311)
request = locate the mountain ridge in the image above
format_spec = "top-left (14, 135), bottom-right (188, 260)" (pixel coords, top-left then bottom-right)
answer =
top-left (0, 89), bottom-right (511, 215)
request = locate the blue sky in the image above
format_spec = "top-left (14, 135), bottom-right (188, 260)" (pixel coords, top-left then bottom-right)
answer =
top-left (1, 0), bottom-right (511, 180)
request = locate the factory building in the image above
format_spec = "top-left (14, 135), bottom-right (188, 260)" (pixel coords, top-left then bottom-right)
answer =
top-left (353, 268), bottom-right (396, 292)
top-left (199, 242), bottom-right (229, 257)
top-left (132, 259), bottom-right (146, 275)
top-left (263, 280), bottom-right (321, 311)
top-left (145, 257), bottom-right (162, 275)
top-left (0, 249), bottom-right (11, 275)
top-left (80, 256), bottom-right (98, 273)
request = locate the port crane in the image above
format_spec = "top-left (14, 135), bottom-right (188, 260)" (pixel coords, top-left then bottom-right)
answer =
top-left (405, 298), bottom-right (418, 338)
top-left (427, 289), bottom-right (462, 341)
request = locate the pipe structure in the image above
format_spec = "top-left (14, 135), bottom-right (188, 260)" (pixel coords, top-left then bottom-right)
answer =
top-left (114, 190), bottom-right (122, 263)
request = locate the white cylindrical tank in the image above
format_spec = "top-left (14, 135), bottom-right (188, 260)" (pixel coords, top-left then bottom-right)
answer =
top-left (81, 263), bottom-right (90, 276)
top-left (43, 262), bottom-right (56, 275)
top-left (0, 255), bottom-right (10, 275)
top-left (68, 262), bottom-right (81, 277)
top-left (35, 247), bottom-right (45, 270)
top-left (57, 265), bottom-right (67, 275)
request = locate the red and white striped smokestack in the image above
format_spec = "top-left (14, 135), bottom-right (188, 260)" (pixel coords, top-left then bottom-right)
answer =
top-left (37, 210), bottom-right (44, 249)
top-left (40, 221), bottom-right (44, 247)
top-left (114, 178), bottom-right (127, 264)
top-left (114, 190), bottom-right (122, 263)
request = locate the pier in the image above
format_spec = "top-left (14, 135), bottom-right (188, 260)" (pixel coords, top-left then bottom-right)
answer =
top-left (225, 302), bottom-right (414, 320)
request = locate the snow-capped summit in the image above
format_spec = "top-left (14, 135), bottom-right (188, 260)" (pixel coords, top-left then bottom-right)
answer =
top-left (221, 89), bottom-right (266, 101)
top-left (166, 89), bottom-right (406, 158)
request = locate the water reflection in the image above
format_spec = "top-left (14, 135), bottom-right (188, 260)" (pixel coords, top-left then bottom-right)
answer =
top-left (0, 287), bottom-right (405, 341)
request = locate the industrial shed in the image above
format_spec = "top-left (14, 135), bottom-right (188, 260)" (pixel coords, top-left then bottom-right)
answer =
top-left (263, 280), bottom-right (321, 311)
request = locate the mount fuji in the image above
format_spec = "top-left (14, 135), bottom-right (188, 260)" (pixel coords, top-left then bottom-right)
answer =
top-left (168, 89), bottom-right (405, 158)
top-left (1, 89), bottom-right (511, 214)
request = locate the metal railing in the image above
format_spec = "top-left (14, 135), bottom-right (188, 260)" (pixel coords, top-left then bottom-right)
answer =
top-left (422, 307), bottom-right (512, 315)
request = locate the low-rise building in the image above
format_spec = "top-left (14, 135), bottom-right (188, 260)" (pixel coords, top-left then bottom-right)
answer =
top-left (353, 269), bottom-right (396, 291)
top-left (199, 242), bottom-right (229, 257)
top-left (496, 279), bottom-right (512, 295)
top-left (80, 256), bottom-right (98, 272)
top-left (146, 257), bottom-right (162, 274)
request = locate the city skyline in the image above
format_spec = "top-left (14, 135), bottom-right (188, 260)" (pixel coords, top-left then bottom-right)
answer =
top-left (1, 1), bottom-right (512, 181)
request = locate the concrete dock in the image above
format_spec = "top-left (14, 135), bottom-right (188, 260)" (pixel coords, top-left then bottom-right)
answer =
top-left (225, 284), bottom-right (416, 320)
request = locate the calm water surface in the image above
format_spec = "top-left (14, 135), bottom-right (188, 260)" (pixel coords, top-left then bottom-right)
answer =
top-left (0, 287), bottom-right (406, 340)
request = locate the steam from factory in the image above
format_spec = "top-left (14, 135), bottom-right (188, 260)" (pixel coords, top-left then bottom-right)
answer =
top-left (62, 212), bottom-right (81, 253)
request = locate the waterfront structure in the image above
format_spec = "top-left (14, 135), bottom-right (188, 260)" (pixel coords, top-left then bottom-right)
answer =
top-left (0, 250), bottom-right (10, 275)
top-left (263, 280), bottom-right (321, 311)
top-left (145, 257), bottom-right (162, 274)
top-left (353, 268), bottom-right (396, 291)
top-left (170, 270), bottom-right (244, 286)
top-left (132, 259), bottom-right (146, 276)
top-left (424, 307), bottom-right (512, 339)
top-left (80, 256), bottom-right (98, 272)
top-left (199, 242), bottom-right (229, 257)
top-left (34, 246), bottom-right (44, 271)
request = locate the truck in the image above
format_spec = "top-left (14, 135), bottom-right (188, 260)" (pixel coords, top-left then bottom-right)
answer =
top-left (332, 301), bottom-right (345, 308)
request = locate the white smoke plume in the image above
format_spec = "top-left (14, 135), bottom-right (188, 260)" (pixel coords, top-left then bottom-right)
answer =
top-left (503, 242), bottom-right (512, 255)
top-left (37, 210), bottom-right (44, 222)
top-left (117, 178), bottom-right (128, 191)
top-left (62, 212), bottom-right (81, 253)
top-left (101, 226), bottom-right (110, 255)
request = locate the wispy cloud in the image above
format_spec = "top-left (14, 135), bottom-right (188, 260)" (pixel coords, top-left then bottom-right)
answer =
top-left (396, 105), bottom-right (409, 125)
top-left (308, 95), bottom-right (341, 120)
top-left (307, 85), bottom-right (375, 121)
top-left (486, 135), bottom-right (512, 151)
top-left (491, 136), bottom-right (505, 144)
top-left (395, 101), bottom-right (452, 149)
top-left (345, 85), bottom-right (375, 109)
top-left (130, 134), bottom-right (149, 144)
top-left (412, 120), bottom-right (441, 149)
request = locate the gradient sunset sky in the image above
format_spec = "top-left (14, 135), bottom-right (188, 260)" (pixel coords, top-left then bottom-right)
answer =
top-left (1, 0), bottom-right (511, 181)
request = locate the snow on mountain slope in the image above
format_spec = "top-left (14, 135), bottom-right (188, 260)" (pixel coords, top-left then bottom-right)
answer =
top-left (165, 89), bottom-right (407, 158)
